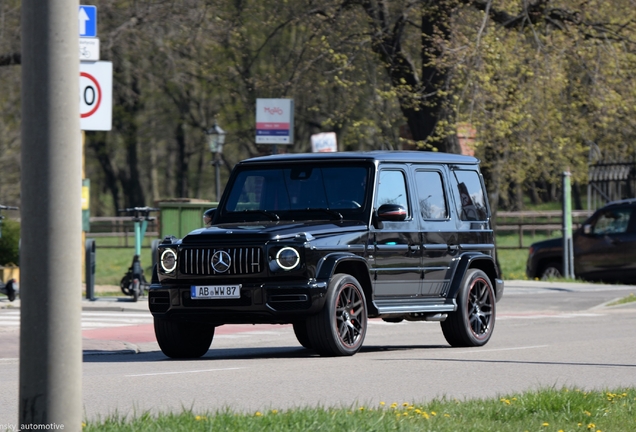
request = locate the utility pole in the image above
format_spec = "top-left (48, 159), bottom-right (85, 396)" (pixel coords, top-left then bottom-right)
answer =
top-left (20, 1), bottom-right (82, 428)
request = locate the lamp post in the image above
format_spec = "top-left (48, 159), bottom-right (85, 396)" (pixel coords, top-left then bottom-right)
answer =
top-left (206, 122), bottom-right (226, 202)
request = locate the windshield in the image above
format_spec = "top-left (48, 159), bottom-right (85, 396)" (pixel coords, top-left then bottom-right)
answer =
top-left (220, 163), bottom-right (372, 222)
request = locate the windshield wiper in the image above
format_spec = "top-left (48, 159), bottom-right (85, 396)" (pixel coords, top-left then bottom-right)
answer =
top-left (297, 208), bottom-right (343, 220)
top-left (234, 209), bottom-right (280, 221)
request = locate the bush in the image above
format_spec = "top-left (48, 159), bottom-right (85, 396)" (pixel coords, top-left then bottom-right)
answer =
top-left (0, 219), bottom-right (20, 265)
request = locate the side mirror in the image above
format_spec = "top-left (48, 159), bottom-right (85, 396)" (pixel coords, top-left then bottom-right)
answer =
top-left (203, 208), bottom-right (216, 227)
top-left (377, 204), bottom-right (407, 222)
top-left (583, 224), bottom-right (592, 235)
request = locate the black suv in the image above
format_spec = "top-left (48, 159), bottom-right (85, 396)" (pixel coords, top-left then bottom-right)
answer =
top-left (149, 151), bottom-right (504, 357)
top-left (526, 199), bottom-right (636, 282)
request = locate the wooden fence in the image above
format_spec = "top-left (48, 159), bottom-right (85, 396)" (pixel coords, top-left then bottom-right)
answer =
top-left (87, 210), bottom-right (593, 250)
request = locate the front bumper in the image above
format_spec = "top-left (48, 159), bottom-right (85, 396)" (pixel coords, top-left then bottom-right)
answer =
top-left (149, 280), bottom-right (328, 325)
top-left (495, 278), bottom-right (504, 302)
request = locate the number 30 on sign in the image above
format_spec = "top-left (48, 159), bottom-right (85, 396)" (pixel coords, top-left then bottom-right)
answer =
top-left (79, 61), bottom-right (112, 131)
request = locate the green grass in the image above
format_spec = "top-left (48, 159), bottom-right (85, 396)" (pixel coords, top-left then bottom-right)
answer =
top-left (607, 293), bottom-right (636, 307)
top-left (89, 235), bottom-right (539, 286)
top-left (83, 387), bottom-right (636, 431)
top-left (92, 245), bottom-right (153, 286)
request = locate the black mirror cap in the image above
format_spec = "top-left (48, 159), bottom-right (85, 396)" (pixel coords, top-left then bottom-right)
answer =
top-left (203, 208), bottom-right (217, 226)
top-left (377, 204), bottom-right (407, 222)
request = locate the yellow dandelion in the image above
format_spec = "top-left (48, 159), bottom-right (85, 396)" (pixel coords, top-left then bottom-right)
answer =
top-left (422, 412), bottom-right (430, 420)
top-left (380, 401), bottom-right (386, 406)
top-left (587, 424), bottom-right (595, 429)
top-left (403, 412), bottom-right (409, 416)
top-left (390, 403), bottom-right (398, 409)
top-left (82, 423), bottom-right (86, 428)
top-left (271, 409), bottom-right (278, 414)
top-left (584, 410), bottom-right (592, 416)
top-left (359, 407), bottom-right (365, 411)
top-left (444, 413), bottom-right (450, 418)
top-left (255, 411), bottom-right (262, 417)
top-left (431, 411), bottom-right (436, 416)
top-left (542, 422), bottom-right (549, 427)
top-left (402, 402), bottom-right (409, 407)
top-left (559, 430), bottom-right (564, 432)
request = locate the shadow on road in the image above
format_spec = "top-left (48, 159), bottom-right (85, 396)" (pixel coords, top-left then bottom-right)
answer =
top-left (82, 343), bottom-right (451, 363)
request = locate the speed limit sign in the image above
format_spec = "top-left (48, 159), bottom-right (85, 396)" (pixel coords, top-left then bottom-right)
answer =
top-left (80, 61), bottom-right (112, 131)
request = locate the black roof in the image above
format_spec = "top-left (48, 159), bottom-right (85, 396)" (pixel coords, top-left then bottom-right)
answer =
top-left (239, 150), bottom-right (479, 166)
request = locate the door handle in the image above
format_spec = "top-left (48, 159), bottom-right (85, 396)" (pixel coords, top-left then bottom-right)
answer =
top-left (448, 245), bottom-right (459, 251)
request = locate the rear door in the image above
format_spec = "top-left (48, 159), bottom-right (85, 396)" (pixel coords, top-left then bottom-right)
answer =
top-left (412, 167), bottom-right (455, 296)
top-left (371, 166), bottom-right (422, 298)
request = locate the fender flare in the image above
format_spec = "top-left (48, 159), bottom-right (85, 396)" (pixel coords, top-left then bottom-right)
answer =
top-left (315, 252), bottom-right (371, 283)
top-left (447, 253), bottom-right (499, 300)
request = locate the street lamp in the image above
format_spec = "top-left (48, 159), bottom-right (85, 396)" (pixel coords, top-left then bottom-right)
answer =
top-left (206, 122), bottom-right (226, 202)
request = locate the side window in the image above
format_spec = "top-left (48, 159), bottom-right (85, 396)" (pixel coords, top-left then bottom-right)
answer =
top-left (451, 170), bottom-right (489, 221)
top-left (376, 170), bottom-right (409, 213)
top-left (415, 171), bottom-right (448, 220)
top-left (593, 208), bottom-right (632, 235)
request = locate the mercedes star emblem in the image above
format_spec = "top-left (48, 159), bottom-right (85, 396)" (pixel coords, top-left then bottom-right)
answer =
top-left (211, 250), bottom-right (232, 273)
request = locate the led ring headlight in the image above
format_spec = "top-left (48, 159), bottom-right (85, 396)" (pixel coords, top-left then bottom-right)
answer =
top-left (160, 249), bottom-right (177, 273)
top-left (276, 247), bottom-right (300, 270)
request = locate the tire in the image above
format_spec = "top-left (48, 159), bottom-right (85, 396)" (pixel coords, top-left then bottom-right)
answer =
top-left (131, 278), bottom-right (140, 302)
top-left (540, 262), bottom-right (562, 280)
top-left (441, 269), bottom-right (496, 347)
top-left (307, 273), bottom-right (367, 356)
top-left (292, 321), bottom-right (313, 349)
top-left (120, 273), bottom-right (132, 296)
top-left (154, 318), bottom-right (215, 359)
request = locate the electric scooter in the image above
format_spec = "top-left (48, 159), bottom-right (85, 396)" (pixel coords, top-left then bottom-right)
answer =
top-left (118, 206), bottom-right (159, 302)
top-left (0, 204), bottom-right (19, 302)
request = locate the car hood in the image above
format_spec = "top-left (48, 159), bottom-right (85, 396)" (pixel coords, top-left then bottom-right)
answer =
top-left (181, 220), bottom-right (368, 244)
top-left (530, 237), bottom-right (563, 250)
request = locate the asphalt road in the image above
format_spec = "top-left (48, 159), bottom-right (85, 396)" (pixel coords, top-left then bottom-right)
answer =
top-left (1, 280), bottom-right (635, 423)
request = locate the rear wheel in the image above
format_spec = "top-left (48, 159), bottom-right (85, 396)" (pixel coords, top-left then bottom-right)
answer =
top-left (131, 278), bottom-right (140, 302)
top-left (540, 262), bottom-right (562, 280)
top-left (154, 318), bottom-right (214, 359)
top-left (307, 274), bottom-right (367, 356)
top-left (441, 269), bottom-right (496, 347)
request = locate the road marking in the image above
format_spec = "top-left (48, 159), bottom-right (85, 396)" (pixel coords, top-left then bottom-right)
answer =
top-left (126, 367), bottom-right (244, 377)
top-left (498, 313), bottom-right (603, 320)
top-left (0, 310), bottom-right (152, 329)
top-left (451, 344), bottom-right (550, 354)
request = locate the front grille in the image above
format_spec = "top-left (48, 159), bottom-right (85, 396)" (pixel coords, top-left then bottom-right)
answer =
top-left (179, 246), bottom-right (263, 276)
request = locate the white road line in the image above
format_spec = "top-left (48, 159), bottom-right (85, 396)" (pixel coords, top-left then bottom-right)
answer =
top-left (451, 345), bottom-right (550, 354)
top-left (126, 367), bottom-right (244, 377)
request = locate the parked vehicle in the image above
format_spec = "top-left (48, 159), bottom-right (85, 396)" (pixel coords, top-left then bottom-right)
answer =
top-left (149, 151), bottom-right (504, 358)
top-left (526, 199), bottom-right (636, 283)
top-left (0, 278), bottom-right (18, 302)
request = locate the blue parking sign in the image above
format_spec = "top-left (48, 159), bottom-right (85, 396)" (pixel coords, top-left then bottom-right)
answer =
top-left (79, 5), bottom-right (97, 37)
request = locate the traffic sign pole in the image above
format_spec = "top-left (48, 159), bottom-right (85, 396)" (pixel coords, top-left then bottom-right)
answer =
top-left (20, 0), bottom-right (83, 428)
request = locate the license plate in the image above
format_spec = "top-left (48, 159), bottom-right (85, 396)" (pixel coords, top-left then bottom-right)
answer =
top-left (191, 285), bottom-right (241, 299)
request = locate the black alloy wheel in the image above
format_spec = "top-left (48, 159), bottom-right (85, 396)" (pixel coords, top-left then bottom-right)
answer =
top-left (307, 273), bottom-right (367, 356)
top-left (441, 269), bottom-right (496, 347)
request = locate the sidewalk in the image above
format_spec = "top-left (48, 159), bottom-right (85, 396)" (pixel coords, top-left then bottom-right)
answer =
top-left (0, 294), bottom-right (151, 312)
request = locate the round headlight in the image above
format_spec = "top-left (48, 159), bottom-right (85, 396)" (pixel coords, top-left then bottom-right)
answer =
top-left (276, 247), bottom-right (300, 270)
top-left (160, 249), bottom-right (177, 273)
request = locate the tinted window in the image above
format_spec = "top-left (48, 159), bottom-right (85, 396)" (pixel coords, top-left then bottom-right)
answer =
top-left (223, 164), bottom-right (370, 220)
top-left (451, 170), bottom-right (488, 221)
top-left (415, 171), bottom-right (448, 219)
top-left (376, 170), bottom-right (409, 213)
top-left (593, 208), bottom-right (632, 235)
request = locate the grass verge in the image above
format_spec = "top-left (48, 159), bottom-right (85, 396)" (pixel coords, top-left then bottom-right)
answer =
top-left (607, 293), bottom-right (636, 307)
top-left (84, 387), bottom-right (636, 431)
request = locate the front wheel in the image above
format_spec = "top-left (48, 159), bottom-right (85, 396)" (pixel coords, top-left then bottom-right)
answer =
top-left (441, 269), bottom-right (496, 347)
top-left (307, 274), bottom-right (367, 356)
top-left (154, 318), bottom-right (215, 359)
